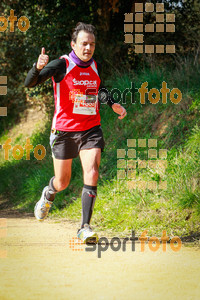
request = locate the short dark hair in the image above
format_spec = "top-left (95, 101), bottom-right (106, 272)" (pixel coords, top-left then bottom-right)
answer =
top-left (71, 22), bottom-right (96, 43)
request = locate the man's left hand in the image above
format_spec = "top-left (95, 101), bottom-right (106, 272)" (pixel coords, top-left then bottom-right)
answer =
top-left (112, 103), bottom-right (127, 120)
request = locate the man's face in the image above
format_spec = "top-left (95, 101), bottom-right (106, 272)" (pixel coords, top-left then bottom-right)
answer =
top-left (71, 30), bottom-right (95, 62)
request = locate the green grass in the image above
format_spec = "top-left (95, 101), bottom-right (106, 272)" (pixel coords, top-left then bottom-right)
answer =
top-left (51, 178), bottom-right (200, 237)
top-left (0, 59), bottom-right (200, 239)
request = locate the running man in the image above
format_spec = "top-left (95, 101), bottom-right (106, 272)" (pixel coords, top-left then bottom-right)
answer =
top-left (24, 22), bottom-right (127, 243)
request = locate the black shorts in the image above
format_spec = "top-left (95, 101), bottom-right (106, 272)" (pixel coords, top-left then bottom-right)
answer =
top-left (49, 125), bottom-right (105, 159)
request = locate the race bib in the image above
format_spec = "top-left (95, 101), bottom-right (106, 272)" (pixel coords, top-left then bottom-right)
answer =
top-left (73, 94), bottom-right (97, 115)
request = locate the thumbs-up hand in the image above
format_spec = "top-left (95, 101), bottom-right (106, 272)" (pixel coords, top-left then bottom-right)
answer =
top-left (36, 47), bottom-right (49, 70)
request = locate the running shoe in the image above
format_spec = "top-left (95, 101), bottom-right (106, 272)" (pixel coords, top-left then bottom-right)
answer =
top-left (34, 186), bottom-right (53, 221)
top-left (77, 224), bottom-right (99, 244)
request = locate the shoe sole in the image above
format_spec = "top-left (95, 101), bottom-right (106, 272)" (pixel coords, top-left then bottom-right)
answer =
top-left (86, 236), bottom-right (98, 244)
top-left (34, 202), bottom-right (46, 221)
top-left (34, 187), bottom-right (49, 221)
top-left (81, 233), bottom-right (99, 244)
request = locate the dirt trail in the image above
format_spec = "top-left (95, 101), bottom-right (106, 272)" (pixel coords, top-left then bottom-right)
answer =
top-left (0, 216), bottom-right (200, 300)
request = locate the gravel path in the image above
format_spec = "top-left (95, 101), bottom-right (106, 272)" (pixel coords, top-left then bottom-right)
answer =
top-left (0, 217), bottom-right (200, 300)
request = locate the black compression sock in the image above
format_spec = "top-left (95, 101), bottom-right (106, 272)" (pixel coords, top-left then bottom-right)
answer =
top-left (45, 176), bottom-right (58, 201)
top-left (81, 184), bottom-right (97, 228)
